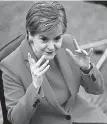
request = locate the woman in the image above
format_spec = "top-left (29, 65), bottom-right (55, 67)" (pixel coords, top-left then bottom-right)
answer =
top-left (0, 1), bottom-right (107, 124)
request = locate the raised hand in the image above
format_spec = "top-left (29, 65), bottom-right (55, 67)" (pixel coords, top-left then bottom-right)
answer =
top-left (66, 36), bottom-right (93, 70)
top-left (28, 53), bottom-right (50, 88)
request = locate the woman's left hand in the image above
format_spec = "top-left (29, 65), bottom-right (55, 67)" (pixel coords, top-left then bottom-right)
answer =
top-left (66, 36), bottom-right (93, 70)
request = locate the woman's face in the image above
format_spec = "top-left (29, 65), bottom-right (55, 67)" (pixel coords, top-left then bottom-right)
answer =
top-left (30, 24), bottom-right (64, 60)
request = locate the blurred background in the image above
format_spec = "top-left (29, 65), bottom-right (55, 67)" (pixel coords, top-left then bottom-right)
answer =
top-left (0, 1), bottom-right (107, 123)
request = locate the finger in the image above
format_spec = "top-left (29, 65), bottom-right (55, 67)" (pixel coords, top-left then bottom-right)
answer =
top-left (66, 48), bottom-right (76, 62)
top-left (88, 48), bottom-right (93, 57)
top-left (75, 49), bottom-right (82, 54)
top-left (37, 65), bottom-right (50, 77)
top-left (36, 55), bottom-right (46, 67)
top-left (80, 49), bottom-right (88, 56)
top-left (39, 60), bottom-right (49, 72)
top-left (75, 50), bottom-right (83, 56)
top-left (72, 35), bottom-right (80, 50)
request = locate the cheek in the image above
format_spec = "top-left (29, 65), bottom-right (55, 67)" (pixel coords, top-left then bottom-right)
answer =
top-left (55, 41), bottom-right (62, 49)
top-left (40, 44), bottom-right (47, 50)
top-left (34, 43), bottom-right (47, 51)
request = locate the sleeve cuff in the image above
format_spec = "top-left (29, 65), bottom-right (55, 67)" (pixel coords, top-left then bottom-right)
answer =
top-left (32, 82), bottom-right (44, 98)
top-left (80, 63), bottom-right (93, 74)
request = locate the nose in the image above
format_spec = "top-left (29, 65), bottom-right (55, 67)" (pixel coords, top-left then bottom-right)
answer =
top-left (47, 41), bottom-right (55, 51)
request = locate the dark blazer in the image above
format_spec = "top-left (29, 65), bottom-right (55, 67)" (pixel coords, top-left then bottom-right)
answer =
top-left (0, 34), bottom-right (107, 124)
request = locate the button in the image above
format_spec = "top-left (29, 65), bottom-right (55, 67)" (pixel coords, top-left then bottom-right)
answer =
top-left (33, 102), bottom-right (37, 108)
top-left (91, 74), bottom-right (96, 81)
top-left (65, 115), bottom-right (71, 120)
top-left (33, 99), bottom-right (40, 108)
top-left (36, 99), bottom-right (40, 104)
top-left (85, 87), bottom-right (89, 92)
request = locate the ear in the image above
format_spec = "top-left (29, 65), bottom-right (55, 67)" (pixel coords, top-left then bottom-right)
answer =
top-left (28, 32), bottom-right (33, 41)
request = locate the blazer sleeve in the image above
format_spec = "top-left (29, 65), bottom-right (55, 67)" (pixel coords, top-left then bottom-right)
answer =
top-left (80, 63), bottom-right (105, 95)
top-left (0, 61), bottom-right (44, 124)
top-left (62, 34), bottom-right (105, 95)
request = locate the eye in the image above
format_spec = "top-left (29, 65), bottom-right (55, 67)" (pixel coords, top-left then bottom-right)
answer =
top-left (40, 37), bottom-right (48, 43)
top-left (54, 36), bottom-right (61, 42)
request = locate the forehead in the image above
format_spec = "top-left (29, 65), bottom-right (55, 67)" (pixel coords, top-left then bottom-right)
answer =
top-left (39, 24), bottom-right (63, 38)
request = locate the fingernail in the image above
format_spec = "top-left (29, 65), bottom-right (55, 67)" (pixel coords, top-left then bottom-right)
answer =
top-left (48, 65), bottom-right (50, 68)
top-left (42, 55), bottom-right (46, 58)
top-left (65, 48), bottom-right (68, 51)
top-left (47, 60), bottom-right (49, 63)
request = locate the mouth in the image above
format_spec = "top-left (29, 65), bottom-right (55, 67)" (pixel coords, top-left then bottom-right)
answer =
top-left (44, 51), bottom-right (55, 55)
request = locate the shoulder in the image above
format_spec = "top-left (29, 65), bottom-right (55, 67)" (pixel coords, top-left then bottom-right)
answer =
top-left (62, 34), bottom-right (73, 43)
top-left (0, 35), bottom-right (28, 71)
top-left (0, 34), bottom-right (26, 72)
top-left (62, 34), bottom-right (75, 54)
top-left (61, 34), bottom-right (80, 75)
top-left (0, 45), bottom-right (23, 77)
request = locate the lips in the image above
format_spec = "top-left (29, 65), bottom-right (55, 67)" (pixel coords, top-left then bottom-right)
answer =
top-left (46, 51), bottom-right (54, 53)
top-left (47, 51), bottom-right (53, 54)
top-left (44, 51), bottom-right (55, 55)
top-left (43, 51), bottom-right (56, 60)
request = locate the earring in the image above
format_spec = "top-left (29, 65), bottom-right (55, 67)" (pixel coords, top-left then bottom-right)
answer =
top-left (28, 32), bottom-right (33, 44)
top-left (29, 34), bottom-right (33, 40)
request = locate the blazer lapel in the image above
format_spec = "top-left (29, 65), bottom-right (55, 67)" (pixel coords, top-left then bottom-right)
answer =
top-left (20, 38), bottom-right (67, 114)
top-left (42, 75), bottom-right (68, 114)
top-left (56, 48), bottom-right (80, 101)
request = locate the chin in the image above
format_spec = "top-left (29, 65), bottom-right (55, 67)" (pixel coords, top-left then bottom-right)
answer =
top-left (44, 55), bottom-right (55, 60)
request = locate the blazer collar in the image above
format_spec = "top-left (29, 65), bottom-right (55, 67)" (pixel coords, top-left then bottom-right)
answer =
top-left (20, 36), bottom-right (37, 62)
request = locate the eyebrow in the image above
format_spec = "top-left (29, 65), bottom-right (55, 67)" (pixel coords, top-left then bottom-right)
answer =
top-left (39, 34), bottom-right (62, 39)
top-left (39, 35), bottom-right (48, 39)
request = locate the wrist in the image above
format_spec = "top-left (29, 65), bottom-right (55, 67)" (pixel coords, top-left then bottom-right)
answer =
top-left (32, 77), bottom-right (43, 88)
top-left (32, 81), bottom-right (41, 88)
top-left (80, 63), bottom-right (93, 74)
